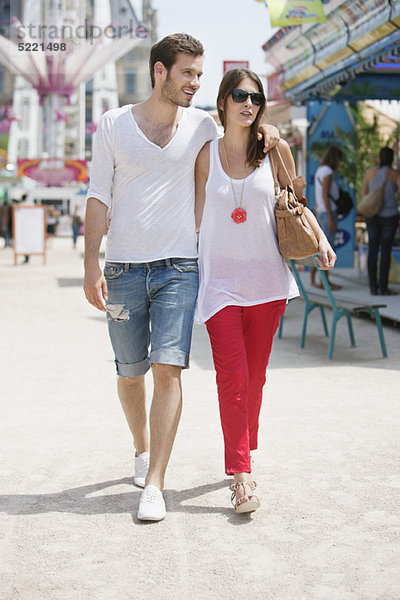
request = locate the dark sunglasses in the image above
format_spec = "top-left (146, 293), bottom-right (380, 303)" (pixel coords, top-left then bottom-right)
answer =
top-left (230, 88), bottom-right (264, 106)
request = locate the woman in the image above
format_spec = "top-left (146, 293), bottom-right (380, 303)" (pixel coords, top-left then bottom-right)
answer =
top-left (195, 68), bottom-right (336, 514)
top-left (46, 204), bottom-right (59, 247)
top-left (310, 146), bottom-right (343, 290)
top-left (361, 147), bottom-right (400, 295)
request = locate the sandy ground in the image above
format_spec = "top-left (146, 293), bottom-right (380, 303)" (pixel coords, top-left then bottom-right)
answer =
top-left (0, 238), bottom-right (399, 600)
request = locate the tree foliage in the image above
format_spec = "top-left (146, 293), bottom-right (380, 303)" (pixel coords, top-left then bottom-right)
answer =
top-left (335, 104), bottom-right (384, 203)
top-left (0, 135), bottom-right (8, 152)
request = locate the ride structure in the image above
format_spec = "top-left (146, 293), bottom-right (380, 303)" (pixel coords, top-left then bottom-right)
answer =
top-left (0, 0), bottom-right (149, 164)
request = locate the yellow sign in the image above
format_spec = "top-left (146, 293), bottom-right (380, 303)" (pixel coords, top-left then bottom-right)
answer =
top-left (266, 0), bottom-right (326, 27)
top-left (0, 148), bottom-right (7, 169)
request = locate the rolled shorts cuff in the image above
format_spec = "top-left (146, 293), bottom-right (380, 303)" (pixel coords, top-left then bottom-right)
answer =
top-left (150, 348), bottom-right (190, 369)
top-left (116, 358), bottom-right (151, 378)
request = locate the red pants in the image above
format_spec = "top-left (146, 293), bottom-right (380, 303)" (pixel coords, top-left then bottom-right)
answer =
top-left (206, 300), bottom-right (286, 475)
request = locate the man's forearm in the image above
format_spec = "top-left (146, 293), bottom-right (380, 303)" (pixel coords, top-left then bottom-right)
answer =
top-left (84, 197), bottom-right (108, 267)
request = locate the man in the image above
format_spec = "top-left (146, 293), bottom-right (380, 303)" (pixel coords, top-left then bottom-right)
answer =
top-left (1, 199), bottom-right (12, 248)
top-left (84, 33), bottom-right (279, 521)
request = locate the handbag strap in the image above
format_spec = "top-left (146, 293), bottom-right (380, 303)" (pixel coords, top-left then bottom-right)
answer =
top-left (366, 168), bottom-right (389, 196)
top-left (269, 146), bottom-right (294, 194)
top-left (269, 147), bottom-right (279, 195)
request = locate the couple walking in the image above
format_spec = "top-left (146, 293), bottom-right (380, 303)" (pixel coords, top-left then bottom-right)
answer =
top-left (84, 34), bottom-right (336, 521)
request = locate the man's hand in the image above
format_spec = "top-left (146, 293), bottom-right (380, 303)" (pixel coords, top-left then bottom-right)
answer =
top-left (315, 238), bottom-right (336, 271)
top-left (257, 124), bottom-right (280, 153)
top-left (84, 264), bottom-right (108, 311)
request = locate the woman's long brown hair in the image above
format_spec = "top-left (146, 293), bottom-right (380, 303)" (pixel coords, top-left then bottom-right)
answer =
top-left (216, 68), bottom-right (266, 169)
top-left (320, 146), bottom-right (343, 171)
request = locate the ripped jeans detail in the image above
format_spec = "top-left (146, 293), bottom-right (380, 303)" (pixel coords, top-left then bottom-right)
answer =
top-left (106, 304), bottom-right (130, 322)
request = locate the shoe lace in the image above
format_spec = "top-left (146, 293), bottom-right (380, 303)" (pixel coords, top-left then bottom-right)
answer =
top-left (145, 487), bottom-right (159, 504)
top-left (136, 452), bottom-right (150, 475)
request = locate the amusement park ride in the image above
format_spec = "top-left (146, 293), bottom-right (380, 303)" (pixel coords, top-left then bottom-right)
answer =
top-left (0, 0), bottom-right (150, 188)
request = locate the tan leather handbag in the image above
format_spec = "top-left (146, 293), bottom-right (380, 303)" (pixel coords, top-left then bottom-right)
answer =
top-left (358, 172), bottom-right (388, 218)
top-left (270, 147), bottom-right (319, 260)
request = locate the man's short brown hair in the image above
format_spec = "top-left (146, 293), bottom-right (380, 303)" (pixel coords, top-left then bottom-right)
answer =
top-left (149, 33), bottom-right (204, 88)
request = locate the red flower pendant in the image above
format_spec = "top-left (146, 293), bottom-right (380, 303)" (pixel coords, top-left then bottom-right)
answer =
top-left (231, 208), bottom-right (247, 224)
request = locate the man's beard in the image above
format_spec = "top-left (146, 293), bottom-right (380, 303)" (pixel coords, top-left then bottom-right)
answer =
top-left (161, 73), bottom-right (193, 107)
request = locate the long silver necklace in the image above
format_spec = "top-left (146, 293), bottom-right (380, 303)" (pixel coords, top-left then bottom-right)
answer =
top-left (222, 137), bottom-right (248, 224)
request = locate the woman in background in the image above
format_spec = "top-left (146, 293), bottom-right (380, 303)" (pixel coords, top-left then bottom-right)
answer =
top-left (71, 206), bottom-right (83, 249)
top-left (361, 146), bottom-right (400, 296)
top-left (310, 146), bottom-right (343, 290)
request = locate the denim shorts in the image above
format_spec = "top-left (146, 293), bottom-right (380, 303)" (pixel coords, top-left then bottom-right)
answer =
top-left (104, 258), bottom-right (199, 377)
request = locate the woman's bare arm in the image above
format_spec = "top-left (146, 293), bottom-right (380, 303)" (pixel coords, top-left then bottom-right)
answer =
top-left (275, 139), bottom-right (336, 270)
top-left (321, 174), bottom-right (333, 212)
top-left (304, 208), bottom-right (336, 270)
top-left (361, 168), bottom-right (375, 197)
top-left (195, 142), bottom-right (210, 231)
top-left (276, 139), bottom-right (296, 186)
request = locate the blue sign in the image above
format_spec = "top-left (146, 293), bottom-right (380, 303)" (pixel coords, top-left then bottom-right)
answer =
top-left (306, 100), bottom-right (356, 268)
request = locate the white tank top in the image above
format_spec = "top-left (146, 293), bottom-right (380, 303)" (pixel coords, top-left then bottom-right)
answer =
top-left (195, 139), bottom-right (299, 323)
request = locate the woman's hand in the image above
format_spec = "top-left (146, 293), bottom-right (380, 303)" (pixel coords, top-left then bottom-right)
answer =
top-left (257, 124), bottom-right (280, 153)
top-left (303, 207), bottom-right (336, 270)
top-left (315, 237), bottom-right (337, 270)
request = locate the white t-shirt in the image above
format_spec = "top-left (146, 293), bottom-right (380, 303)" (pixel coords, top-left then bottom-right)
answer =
top-left (315, 164), bottom-right (339, 213)
top-left (87, 104), bottom-right (219, 262)
top-left (195, 140), bottom-right (299, 323)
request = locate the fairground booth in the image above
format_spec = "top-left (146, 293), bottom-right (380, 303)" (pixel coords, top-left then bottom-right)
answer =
top-left (261, 0), bottom-right (400, 277)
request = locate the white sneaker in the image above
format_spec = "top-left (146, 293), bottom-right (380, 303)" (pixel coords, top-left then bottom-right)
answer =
top-left (134, 451), bottom-right (150, 488)
top-left (137, 485), bottom-right (166, 521)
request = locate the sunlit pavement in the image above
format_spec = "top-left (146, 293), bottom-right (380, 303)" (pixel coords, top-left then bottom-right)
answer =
top-left (1, 237), bottom-right (399, 600)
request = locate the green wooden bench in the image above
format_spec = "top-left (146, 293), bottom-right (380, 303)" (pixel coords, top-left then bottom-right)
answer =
top-left (283, 259), bottom-right (388, 360)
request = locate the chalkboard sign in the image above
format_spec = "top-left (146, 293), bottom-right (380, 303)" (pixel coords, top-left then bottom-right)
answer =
top-left (13, 206), bottom-right (46, 264)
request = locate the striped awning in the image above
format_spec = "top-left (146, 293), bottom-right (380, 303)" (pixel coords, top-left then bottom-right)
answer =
top-left (262, 0), bottom-right (400, 103)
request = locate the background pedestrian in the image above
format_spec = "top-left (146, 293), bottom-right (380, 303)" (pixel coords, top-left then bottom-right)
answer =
top-left (361, 146), bottom-right (400, 295)
top-left (310, 146), bottom-right (343, 290)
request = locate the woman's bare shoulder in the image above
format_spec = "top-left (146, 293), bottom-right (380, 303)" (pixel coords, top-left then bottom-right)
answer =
top-left (277, 138), bottom-right (290, 153)
top-left (365, 166), bottom-right (379, 179)
top-left (388, 167), bottom-right (400, 185)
